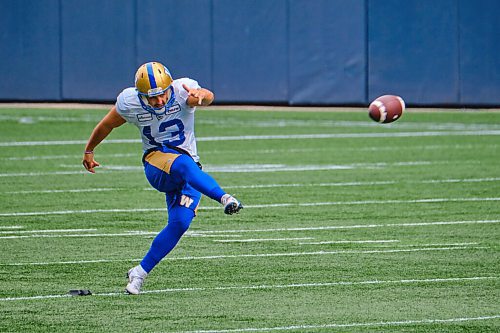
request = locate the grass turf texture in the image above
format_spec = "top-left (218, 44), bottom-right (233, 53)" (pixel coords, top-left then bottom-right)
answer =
top-left (0, 106), bottom-right (499, 332)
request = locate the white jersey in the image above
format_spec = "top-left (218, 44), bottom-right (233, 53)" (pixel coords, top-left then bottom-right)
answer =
top-left (115, 78), bottom-right (201, 162)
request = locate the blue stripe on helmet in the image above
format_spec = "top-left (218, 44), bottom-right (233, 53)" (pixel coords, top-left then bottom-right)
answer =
top-left (146, 63), bottom-right (157, 89)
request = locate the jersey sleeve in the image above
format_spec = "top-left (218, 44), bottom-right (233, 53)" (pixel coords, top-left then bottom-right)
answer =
top-left (115, 88), bottom-right (139, 122)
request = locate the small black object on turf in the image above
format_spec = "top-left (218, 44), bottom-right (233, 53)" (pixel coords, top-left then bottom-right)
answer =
top-left (69, 289), bottom-right (92, 296)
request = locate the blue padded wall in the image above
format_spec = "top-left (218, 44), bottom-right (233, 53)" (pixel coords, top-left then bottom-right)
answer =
top-left (368, 0), bottom-right (460, 105)
top-left (0, 0), bottom-right (61, 100)
top-left (137, 0), bottom-right (213, 89)
top-left (60, 0), bottom-right (136, 101)
top-left (212, 0), bottom-right (288, 103)
top-left (1, 0), bottom-right (499, 106)
top-left (289, 0), bottom-right (366, 105)
top-left (459, 0), bottom-right (500, 105)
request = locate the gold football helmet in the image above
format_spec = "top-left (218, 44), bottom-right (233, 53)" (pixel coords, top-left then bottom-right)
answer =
top-left (135, 62), bottom-right (175, 115)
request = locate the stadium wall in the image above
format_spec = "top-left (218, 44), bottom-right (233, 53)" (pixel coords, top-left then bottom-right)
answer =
top-left (0, 0), bottom-right (498, 106)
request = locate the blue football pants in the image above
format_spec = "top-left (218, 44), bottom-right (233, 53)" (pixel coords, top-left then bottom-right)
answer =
top-left (139, 148), bottom-right (226, 273)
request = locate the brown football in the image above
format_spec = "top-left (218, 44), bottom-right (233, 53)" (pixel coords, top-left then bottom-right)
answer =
top-left (368, 95), bottom-right (405, 123)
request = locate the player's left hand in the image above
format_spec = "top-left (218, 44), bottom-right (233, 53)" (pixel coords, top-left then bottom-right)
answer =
top-left (183, 84), bottom-right (207, 105)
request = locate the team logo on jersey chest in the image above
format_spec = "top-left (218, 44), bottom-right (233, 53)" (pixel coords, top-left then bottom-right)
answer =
top-left (167, 103), bottom-right (181, 114)
top-left (137, 113), bottom-right (153, 122)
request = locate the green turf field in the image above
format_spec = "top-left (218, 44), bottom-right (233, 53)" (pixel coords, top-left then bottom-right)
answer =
top-left (0, 106), bottom-right (499, 332)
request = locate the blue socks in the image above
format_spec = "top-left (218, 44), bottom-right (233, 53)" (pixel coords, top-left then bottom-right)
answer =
top-left (140, 206), bottom-right (194, 273)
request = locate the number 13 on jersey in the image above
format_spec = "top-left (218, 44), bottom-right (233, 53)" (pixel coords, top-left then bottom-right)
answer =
top-left (142, 119), bottom-right (186, 147)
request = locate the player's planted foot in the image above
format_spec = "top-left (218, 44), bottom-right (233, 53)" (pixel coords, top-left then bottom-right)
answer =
top-left (126, 265), bottom-right (147, 295)
top-left (221, 194), bottom-right (243, 215)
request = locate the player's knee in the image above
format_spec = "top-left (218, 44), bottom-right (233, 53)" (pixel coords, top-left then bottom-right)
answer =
top-left (168, 218), bottom-right (191, 235)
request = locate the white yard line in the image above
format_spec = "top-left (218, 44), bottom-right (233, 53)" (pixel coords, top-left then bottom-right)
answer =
top-left (0, 170), bottom-right (96, 177)
top-left (0, 231), bottom-right (157, 239)
top-left (300, 240), bottom-right (399, 245)
top-left (211, 143), bottom-right (499, 155)
top-left (0, 161), bottom-right (495, 177)
top-left (59, 163), bottom-right (357, 172)
top-left (1, 197), bottom-right (498, 217)
top-left (0, 246), bottom-right (487, 267)
top-left (0, 139), bottom-right (135, 147)
top-left (0, 207), bottom-right (165, 217)
top-left (199, 119), bottom-right (500, 131)
top-left (202, 164), bottom-right (375, 173)
top-left (2, 153), bottom-right (137, 161)
top-left (422, 177), bottom-right (500, 183)
top-left (231, 176), bottom-right (500, 189)
top-left (166, 247), bottom-right (487, 261)
top-left (5, 188), bottom-right (118, 194)
top-left (224, 181), bottom-right (396, 189)
top-left (1, 130), bottom-right (500, 147)
top-left (213, 237), bottom-right (313, 243)
top-left (0, 231), bottom-right (243, 240)
top-left (0, 228), bottom-right (97, 235)
top-left (193, 219), bottom-right (500, 234)
top-left (245, 197), bottom-right (500, 209)
top-left (186, 234), bottom-right (243, 238)
top-left (374, 242), bottom-right (479, 248)
top-left (0, 276), bottom-right (497, 302)
top-left (0, 225), bottom-right (24, 229)
top-left (59, 161), bottom-right (448, 170)
top-left (176, 315), bottom-right (500, 333)
top-left (2, 144), bottom-right (498, 161)
top-left (1, 258), bottom-right (130, 266)
top-left (1, 220), bottom-right (497, 240)
top-left (0, 162), bottom-right (435, 177)
top-left (2, 177), bottom-right (498, 195)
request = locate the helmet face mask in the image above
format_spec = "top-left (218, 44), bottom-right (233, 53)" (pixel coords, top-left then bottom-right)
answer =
top-left (138, 86), bottom-right (175, 115)
top-left (135, 62), bottom-right (176, 115)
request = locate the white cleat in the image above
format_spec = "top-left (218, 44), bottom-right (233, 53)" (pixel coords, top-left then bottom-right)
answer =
top-left (125, 265), bottom-right (147, 295)
top-left (221, 194), bottom-right (243, 215)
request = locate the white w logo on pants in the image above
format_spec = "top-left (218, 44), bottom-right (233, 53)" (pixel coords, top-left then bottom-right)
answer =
top-left (180, 195), bottom-right (194, 208)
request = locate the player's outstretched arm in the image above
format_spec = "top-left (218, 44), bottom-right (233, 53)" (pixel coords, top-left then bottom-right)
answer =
top-left (183, 84), bottom-right (214, 107)
top-left (82, 106), bottom-right (126, 173)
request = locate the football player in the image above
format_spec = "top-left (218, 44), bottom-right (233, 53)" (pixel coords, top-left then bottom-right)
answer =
top-left (82, 61), bottom-right (243, 294)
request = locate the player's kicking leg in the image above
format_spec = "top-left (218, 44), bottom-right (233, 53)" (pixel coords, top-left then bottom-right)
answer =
top-left (170, 154), bottom-right (243, 214)
top-left (144, 150), bottom-right (243, 214)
